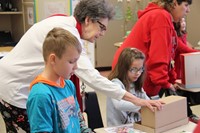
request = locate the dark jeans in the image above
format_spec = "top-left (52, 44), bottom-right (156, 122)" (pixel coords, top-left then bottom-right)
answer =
top-left (0, 100), bottom-right (30, 133)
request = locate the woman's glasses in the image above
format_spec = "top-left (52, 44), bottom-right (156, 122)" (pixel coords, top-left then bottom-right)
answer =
top-left (97, 21), bottom-right (107, 32)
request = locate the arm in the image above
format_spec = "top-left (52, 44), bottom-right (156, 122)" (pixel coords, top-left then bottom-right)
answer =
top-left (177, 38), bottom-right (198, 53)
top-left (113, 88), bottom-right (151, 112)
top-left (27, 88), bottom-right (53, 133)
top-left (78, 110), bottom-right (93, 133)
top-left (122, 92), bottom-right (163, 111)
top-left (110, 79), bottom-right (141, 112)
top-left (142, 12), bottom-right (180, 91)
top-left (75, 51), bottom-right (126, 100)
top-left (112, 98), bottom-right (141, 112)
top-left (147, 28), bottom-right (171, 88)
top-left (70, 81), bottom-right (93, 133)
top-left (75, 51), bottom-right (163, 111)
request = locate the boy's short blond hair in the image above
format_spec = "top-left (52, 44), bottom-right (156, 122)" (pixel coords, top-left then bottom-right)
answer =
top-left (42, 27), bottom-right (81, 62)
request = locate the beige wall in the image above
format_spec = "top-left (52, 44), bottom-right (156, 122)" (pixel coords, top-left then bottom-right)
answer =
top-left (95, 0), bottom-right (149, 68)
top-left (187, 0), bottom-right (200, 46)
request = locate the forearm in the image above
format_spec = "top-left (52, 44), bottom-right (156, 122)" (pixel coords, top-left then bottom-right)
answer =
top-left (147, 64), bottom-right (172, 89)
top-left (75, 54), bottom-right (126, 100)
top-left (122, 91), bottom-right (141, 106)
top-left (75, 68), bottom-right (125, 100)
top-left (79, 111), bottom-right (93, 133)
top-left (122, 91), bottom-right (164, 111)
top-left (112, 98), bottom-right (140, 112)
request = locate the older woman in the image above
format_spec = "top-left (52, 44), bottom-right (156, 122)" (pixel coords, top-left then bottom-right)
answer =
top-left (0, 0), bottom-right (162, 132)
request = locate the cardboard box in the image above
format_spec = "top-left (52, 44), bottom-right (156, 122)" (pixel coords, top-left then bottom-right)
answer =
top-left (138, 96), bottom-right (187, 132)
top-left (180, 52), bottom-right (200, 88)
top-left (134, 118), bottom-right (188, 133)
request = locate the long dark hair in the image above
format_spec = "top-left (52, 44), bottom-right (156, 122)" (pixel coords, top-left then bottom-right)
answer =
top-left (173, 18), bottom-right (187, 37)
top-left (108, 48), bottom-right (145, 92)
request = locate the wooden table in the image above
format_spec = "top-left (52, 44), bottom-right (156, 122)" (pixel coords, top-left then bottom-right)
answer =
top-left (0, 46), bottom-right (13, 52)
top-left (94, 122), bottom-right (196, 133)
top-left (0, 46), bottom-right (13, 59)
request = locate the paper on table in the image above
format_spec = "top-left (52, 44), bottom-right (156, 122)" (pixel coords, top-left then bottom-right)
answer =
top-left (104, 123), bottom-right (146, 133)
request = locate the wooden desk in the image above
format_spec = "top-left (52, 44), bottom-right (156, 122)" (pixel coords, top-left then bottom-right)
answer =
top-left (0, 46), bottom-right (13, 52)
top-left (0, 46), bottom-right (13, 59)
top-left (94, 122), bottom-right (196, 133)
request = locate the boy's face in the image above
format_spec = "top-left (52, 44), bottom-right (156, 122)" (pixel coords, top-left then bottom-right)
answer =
top-left (53, 46), bottom-right (80, 79)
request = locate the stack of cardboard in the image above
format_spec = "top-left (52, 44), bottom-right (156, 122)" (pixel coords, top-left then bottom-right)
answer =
top-left (180, 52), bottom-right (200, 88)
top-left (134, 96), bottom-right (188, 133)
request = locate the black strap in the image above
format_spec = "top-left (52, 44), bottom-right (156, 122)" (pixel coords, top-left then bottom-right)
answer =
top-left (84, 92), bottom-right (103, 131)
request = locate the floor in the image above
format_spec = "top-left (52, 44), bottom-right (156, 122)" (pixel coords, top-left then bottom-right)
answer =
top-left (0, 71), bottom-right (200, 132)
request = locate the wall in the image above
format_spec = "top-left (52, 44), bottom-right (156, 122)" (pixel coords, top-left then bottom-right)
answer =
top-left (95, 0), bottom-right (200, 68)
top-left (95, 0), bottom-right (149, 68)
top-left (187, 0), bottom-right (200, 46)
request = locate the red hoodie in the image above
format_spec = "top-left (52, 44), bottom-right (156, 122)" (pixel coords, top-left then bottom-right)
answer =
top-left (112, 3), bottom-right (178, 96)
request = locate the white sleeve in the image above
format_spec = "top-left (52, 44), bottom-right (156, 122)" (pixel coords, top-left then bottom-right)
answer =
top-left (110, 81), bottom-right (140, 112)
top-left (112, 98), bottom-right (141, 112)
top-left (74, 51), bottom-right (126, 100)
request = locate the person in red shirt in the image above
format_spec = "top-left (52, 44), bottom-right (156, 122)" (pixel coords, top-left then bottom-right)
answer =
top-left (174, 17), bottom-right (200, 123)
top-left (112, 0), bottom-right (192, 97)
top-left (174, 17), bottom-right (197, 79)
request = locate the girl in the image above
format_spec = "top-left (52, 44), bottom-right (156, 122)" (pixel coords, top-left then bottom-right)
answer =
top-left (174, 17), bottom-right (197, 79)
top-left (107, 48), bottom-right (149, 126)
top-left (174, 17), bottom-right (199, 124)
top-left (174, 17), bottom-right (193, 48)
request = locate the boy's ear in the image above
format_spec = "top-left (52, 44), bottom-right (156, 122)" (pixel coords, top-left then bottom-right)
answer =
top-left (49, 53), bottom-right (56, 65)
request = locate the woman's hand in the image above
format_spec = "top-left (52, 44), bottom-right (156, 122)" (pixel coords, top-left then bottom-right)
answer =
top-left (123, 92), bottom-right (164, 112)
top-left (135, 99), bottom-right (164, 112)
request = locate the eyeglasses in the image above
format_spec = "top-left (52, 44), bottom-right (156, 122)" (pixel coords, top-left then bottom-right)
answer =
top-left (97, 21), bottom-right (107, 32)
top-left (129, 67), bottom-right (144, 74)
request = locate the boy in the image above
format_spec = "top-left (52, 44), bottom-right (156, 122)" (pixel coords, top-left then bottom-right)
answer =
top-left (26, 27), bottom-right (92, 133)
